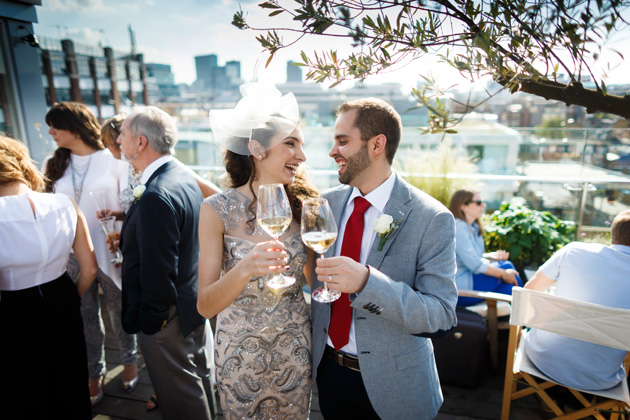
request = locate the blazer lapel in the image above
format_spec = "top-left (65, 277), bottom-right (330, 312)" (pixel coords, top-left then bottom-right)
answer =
top-left (366, 174), bottom-right (412, 269)
top-left (121, 159), bottom-right (173, 243)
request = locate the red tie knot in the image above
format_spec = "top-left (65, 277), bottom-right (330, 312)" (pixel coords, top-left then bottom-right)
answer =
top-left (353, 196), bottom-right (371, 215)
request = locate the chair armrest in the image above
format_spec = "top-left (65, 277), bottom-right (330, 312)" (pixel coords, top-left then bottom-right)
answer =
top-left (458, 289), bottom-right (513, 303)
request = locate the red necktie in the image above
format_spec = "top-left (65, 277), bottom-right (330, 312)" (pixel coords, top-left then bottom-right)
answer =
top-left (329, 196), bottom-right (371, 350)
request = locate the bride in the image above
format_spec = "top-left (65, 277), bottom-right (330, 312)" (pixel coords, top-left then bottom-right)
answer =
top-left (197, 83), bottom-right (318, 419)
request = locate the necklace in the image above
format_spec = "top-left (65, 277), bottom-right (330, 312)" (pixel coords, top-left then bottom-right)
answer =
top-left (71, 155), bottom-right (93, 203)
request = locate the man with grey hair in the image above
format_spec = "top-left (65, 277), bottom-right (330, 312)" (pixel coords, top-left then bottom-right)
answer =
top-left (117, 106), bottom-right (214, 419)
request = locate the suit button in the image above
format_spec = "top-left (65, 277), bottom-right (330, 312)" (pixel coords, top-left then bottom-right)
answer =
top-left (323, 328), bottom-right (327, 334)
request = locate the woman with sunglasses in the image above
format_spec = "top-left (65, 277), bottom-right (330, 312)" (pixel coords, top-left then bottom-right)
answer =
top-left (448, 188), bottom-right (522, 306)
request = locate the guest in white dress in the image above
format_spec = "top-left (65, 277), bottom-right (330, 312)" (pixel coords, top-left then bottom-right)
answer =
top-left (43, 102), bottom-right (139, 405)
top-left (0, 136), bottom-right (98, 419)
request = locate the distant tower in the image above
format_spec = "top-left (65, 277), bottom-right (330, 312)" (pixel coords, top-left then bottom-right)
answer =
top-left (128, 24), bottom-right (136, 56)
top-left (195, 54), bottom-right (218, 90)
top-left (225, 60), bottom-right (241, 87)
top-left (287, 61), bottom-right (302, 83)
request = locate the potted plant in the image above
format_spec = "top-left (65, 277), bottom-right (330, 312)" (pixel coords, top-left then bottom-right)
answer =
top-left (484, 203), bottom-right (576, 280)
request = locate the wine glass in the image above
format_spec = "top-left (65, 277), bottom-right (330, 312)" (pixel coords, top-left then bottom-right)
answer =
top-left (301, 197), bottom-right (340, 303)
top-left (98, 215), bottom-right (123, 265)
top-left (256, 183), bottom-right (295, 289)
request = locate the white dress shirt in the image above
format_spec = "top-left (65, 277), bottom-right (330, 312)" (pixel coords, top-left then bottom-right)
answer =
top-left (0, 191), bottom-right (77, 290)
top-left (140, 155), bottom-right (173, 185)
top-left (327, 172), bottom-right (396, 356)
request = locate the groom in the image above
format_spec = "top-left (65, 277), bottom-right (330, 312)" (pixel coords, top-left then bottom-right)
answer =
top-left (313, 98), bottom-right (458, 419)
top-left (117, 106), bottom-right (213, 419)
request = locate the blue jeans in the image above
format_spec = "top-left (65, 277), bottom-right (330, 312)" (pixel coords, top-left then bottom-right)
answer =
top-left (457, 260), bottom-right (523, 307)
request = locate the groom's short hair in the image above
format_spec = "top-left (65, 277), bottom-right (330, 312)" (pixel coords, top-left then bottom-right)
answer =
top-left (127, 106), bottom-right (177, 155)
top-left (338, 98), bottom-right (402, 165)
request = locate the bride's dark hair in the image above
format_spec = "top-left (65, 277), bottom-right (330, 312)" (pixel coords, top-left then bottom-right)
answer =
top-left (224, 122), bottom-right (318, 226)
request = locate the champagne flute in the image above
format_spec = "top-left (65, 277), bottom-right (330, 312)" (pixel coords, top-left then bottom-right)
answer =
top-left (256, 183), bottom-right (295, 289)
top-left (98, 215), bottom-right (123, 265)
top-left (89, 191), bottom-right (107, 218)
top-left (301, 197), bottom-right (340, 303)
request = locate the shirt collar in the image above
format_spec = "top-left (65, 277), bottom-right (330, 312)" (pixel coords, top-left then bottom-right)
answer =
top-left (141, 155), bottom-right (173, 185)
top-left (610, 244), bottom-right (630, 255)
top-left (347, 171), bottom-right (396, 213)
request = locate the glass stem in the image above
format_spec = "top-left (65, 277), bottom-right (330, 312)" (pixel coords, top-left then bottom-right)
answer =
top-left (319, 253), bottom-right (328, 292)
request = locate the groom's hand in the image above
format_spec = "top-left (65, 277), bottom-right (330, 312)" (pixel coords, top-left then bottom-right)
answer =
top-left (316, 256), bottom-right (369, 294)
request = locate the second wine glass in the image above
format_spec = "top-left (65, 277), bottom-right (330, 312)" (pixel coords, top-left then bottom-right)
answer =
top-left (301, 197), bottom-right (340, 303)
top-left (256, 183), bottom-right (295, 289)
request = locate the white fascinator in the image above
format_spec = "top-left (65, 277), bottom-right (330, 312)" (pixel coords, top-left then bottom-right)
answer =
top-left (209, 82), bottom-right (300, 156)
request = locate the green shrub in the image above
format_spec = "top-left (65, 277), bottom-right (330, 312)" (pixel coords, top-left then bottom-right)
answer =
top-left (484, 203), bottom-right (577, 272)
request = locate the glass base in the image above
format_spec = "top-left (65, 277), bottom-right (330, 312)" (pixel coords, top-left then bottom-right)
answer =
top-left (111, 256), bottom-right (123, 265)
top-left (267, 275), bottom-right (296, 290)
top-left (311, 286), bottom-right (341, 303)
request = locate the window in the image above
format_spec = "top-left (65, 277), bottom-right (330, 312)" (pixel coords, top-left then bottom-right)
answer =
top-left (76, 56), bottom-right (91, 77)
top-left (128, 62), bottom-right (140, 81)
top-left (93, 58), bottom-right (108, 78)
top-left (0, 22), bottom-right (21, 139)
top-left (49, 52), bottom-right (67, 75)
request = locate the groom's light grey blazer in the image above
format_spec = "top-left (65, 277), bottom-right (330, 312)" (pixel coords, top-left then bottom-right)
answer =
top-left (312, 173), bottom-right (458, 420)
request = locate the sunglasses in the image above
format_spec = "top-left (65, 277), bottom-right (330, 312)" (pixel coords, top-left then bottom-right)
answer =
top-left (465, 200), bottom-right (484, 205)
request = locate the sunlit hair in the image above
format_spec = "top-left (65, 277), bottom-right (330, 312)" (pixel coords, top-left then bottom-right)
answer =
top-left (448, 188), bottom-right (485, 236)
top-left (224, 121), bottom-right (318, 226)
top-left (126, 106), bottom-right (176, 155)
top-left (101, 113), bottom-right (126, 149)
top-left (611, 210), bottom-right (630, 246)
top-left (0, 136), bottom-right (45, 191)
top-left (338, 98), bottom-right (402, 165)
top-left (44, 102), bottom-right (103, 192)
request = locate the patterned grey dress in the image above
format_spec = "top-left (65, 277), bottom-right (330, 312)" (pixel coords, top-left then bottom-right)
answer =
top-left (204, 189), bottom-right (312, 420)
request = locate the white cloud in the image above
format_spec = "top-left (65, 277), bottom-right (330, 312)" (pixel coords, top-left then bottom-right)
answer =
top-left (65, 27), bottom-right (107, 45)
top-left (46, 0), bottom-right (108, 13)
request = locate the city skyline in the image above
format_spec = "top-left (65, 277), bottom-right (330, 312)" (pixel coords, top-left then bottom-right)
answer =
top-left (35, 0), bottom-right (630, 93)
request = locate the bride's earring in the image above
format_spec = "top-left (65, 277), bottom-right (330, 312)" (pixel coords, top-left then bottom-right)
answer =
top-left (258, 154), bottom-right (262, 160)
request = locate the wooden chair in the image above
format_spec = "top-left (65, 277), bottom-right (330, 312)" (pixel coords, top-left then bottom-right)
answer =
top-left (458, 289), bottom-right (512, 370)
top-left (501, 287), bottom-right (630, 420)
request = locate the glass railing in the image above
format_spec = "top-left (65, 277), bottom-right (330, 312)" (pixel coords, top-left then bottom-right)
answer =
top-left (187, 165), bottom-right (629, 238)
top-left (177, 124), bottom-right (630, 236)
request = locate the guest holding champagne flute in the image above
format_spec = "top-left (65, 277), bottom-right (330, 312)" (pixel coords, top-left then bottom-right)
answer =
top-left (197, 82), bottom-right (318, 419)
top-left (43, 102), bottom-right (138, 405)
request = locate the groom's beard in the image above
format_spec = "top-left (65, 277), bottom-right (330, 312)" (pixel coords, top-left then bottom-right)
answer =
top-left (338, 143), bottom-right (370, 185)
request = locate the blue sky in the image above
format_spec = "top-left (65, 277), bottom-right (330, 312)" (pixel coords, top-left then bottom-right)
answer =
top-left (34, 0), bottom-right (294, 85)
top-left (34, 0), bottom-right (630, 91)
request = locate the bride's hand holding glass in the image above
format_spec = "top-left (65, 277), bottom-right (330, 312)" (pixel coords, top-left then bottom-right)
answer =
top-left (256, 183), bottom-right (296, 289)
top-left (239, 240), bottom-right (289, 280)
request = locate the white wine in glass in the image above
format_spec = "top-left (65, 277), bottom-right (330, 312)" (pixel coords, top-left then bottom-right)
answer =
top-left (256, 183), bottom-right (296, 289)
top-left (301, 197), bottom-right (340, 303)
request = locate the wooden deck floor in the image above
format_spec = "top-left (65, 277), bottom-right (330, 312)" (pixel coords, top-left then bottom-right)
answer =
top-left (93, 302), bottom-right (545, 420)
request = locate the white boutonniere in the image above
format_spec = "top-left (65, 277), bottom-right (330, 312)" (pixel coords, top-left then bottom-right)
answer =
top-left (133, 184), bottom-right (146, 204)
top-left (374, 214), bottom-right (402, 251)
